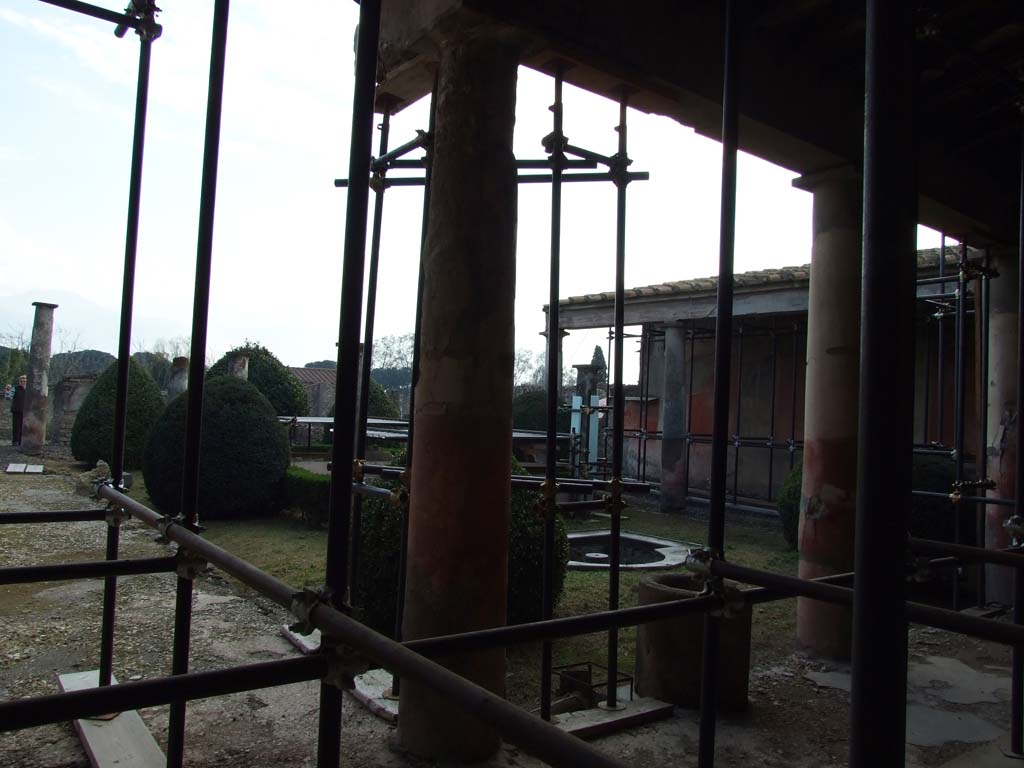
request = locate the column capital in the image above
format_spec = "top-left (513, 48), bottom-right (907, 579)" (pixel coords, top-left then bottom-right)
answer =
top-left (792, 164), bottom-right (860, 193)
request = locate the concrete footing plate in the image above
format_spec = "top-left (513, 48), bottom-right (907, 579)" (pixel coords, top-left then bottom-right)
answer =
top-left (57, 671), bottom-right (164, 768)
top-left (553, 696), bottom-right (674, 739)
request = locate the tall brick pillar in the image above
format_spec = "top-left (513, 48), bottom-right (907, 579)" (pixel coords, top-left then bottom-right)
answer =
top-left (398, 29), bottom-right (519, 761)
top-left (985, 250), bottom-right (1018, 604)
top-left (21, 301), bottom-right (58, 453)
top-left (792, 169), bottom-right (862, 658)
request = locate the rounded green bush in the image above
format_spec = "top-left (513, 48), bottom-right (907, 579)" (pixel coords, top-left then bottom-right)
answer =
top-left (208, 343), bottom-right (308, 417)
top-left (70, 358), bottom-right (165, 470)
top-left (142, 376), bottom-right (289, 520)
top-left (352, 456), bottom-right (569, 636)
top-left (777, 465), bottom-right (801, 550)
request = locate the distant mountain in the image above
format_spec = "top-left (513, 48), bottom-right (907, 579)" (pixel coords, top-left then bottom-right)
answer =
top-left (49, 350), bottom-right (116, 381)
top-left (304, 360), bottom-right (336, 369)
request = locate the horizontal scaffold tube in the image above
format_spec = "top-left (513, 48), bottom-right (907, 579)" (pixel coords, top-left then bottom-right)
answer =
top-left (909, 538), bottom-right (1024, 568)
top-left (0, 556), bottom-right (178, 586)
top-left (709, 559), bottom-right (1024, 646)
top-left (0, 656), bottom-right (327, 732)
top-left (0, 509), bottom-right (108, 524)
top-left (94, 486), bottom-right (625, 768)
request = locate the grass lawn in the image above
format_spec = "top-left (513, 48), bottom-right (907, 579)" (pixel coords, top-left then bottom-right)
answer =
top-left (129, 476), bottom-right (797, 708)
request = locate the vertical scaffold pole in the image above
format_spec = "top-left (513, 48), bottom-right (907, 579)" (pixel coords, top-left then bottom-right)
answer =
top-left (938, 233), bottom-right (947, 443)
top-left (605, 88), bottom-right (631, 709)
top-left (849, 2), bottom-right (915, 765)
top-left (318, 3), bottom-right (381, 766)
top-left (540, 67), bottom-right (564, 722)
top-left (976, 249), bottom-right (990, 608)
top-left (732, 323), bottom-right (744, 504)
top-left (1010, 113), bottom-right (1024, 758)
top-left (697, 1), bottom-right (739, 763)
top-left (766, 320), bottom-right (778, 501)
top-left (350, 101), bottom-right (392, 604)
top-left (953, 241), bottom-right (968, 610)
top-left (167, 2), bottom-right (230, 766)
top-left (100, 13), bottom-right (157, 689)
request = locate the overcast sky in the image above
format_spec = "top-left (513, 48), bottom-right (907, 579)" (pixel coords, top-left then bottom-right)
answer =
top-left (0, 1), bottom-right (941, 382)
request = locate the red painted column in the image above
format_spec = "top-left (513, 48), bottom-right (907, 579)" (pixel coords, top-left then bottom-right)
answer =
top-left (985, 249), bottom-right (1018, 604)
top-left (397, 28), bottom-right (519, 761)
top-left (792, 169), bottom-right (862, 658)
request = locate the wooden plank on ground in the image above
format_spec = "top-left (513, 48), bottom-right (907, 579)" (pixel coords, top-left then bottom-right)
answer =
top-left (5, 463), bottom-right (27, 474)
top-left (57, 670), bottom-right (164, 768)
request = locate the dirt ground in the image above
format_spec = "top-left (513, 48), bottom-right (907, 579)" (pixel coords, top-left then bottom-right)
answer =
top-left (0, 444), bottom-right (1014, 767)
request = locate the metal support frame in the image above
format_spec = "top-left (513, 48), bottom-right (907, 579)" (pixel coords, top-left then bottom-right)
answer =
top-left (696, 1), bottom-right (738, 763)
top-left (1010, 112), bottom-right (1024, 759)
top-left (540, 66), bottom-right (565, 722)
top-left (849, 4), bottom-right (915, 764)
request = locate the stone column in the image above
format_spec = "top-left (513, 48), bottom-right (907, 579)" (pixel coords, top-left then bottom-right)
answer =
top-left (660, 325), bottom-right (688, 511)
top-left (226, 353), bottom-right (249, 381)
top-left (792, 169), bottom-right (862, 658)
top-left (398, 29), bottom-right (519, 762)
top-left (985, 249), bottom-right (1018, 604)
top-left (167, 356), bottom-right (189, 400)
top-left (20, 302), bottom-right (58, 453)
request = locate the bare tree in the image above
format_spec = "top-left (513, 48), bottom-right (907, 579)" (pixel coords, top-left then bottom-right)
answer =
top-left (371, 333), bottom-right (414, 371)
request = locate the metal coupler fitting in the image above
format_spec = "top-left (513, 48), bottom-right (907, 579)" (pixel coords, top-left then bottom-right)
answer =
top-left (105, 504), bottom-right (131, 528)
top-left (175, 549), bottom-right (207, 580)
top-left (320, 635), bottom-right (369, 691)
top-left (1004, 516), bottom-right (1024, 547)
top-left (289, 587), bottom-right (333, 637)
top-left (684, 548), bottom-right (713, 577)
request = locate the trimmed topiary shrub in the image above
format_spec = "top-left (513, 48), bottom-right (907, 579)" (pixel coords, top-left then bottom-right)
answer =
top-left (208, 343), bottom-right (309, 417)
top-left (777, 465), bottom-right (801, 550)
top-left (142, 376), bottom-right (289, 520)
top-left (511, 388), bottom-right (570, 432)
top-left (71, 358), bottom-right (165, 470)
top-left (350, 456), bottom-right (569, 636)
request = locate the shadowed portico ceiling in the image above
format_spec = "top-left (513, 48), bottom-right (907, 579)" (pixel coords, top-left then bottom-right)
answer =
top-left (377, 0), bottom-right (1024, 244)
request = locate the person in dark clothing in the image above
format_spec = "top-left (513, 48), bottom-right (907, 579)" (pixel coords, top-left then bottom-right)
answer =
top-left (11, 374), bottom-right (26, 445)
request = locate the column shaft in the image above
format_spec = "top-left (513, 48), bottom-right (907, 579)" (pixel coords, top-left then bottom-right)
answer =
top-left (793, 172), bottom-right (862, 658)
top-left (398, 30), bottom-right (519, 762)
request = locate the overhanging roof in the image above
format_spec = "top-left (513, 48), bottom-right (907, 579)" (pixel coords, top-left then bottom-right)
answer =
top-left (377, 1), bottom-right (1024, 244)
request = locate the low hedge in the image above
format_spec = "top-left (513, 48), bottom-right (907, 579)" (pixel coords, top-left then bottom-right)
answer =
top-left (287, 455), bottom-right (570, 634)
top-left (284, 466), bottom-right (331, 527)
top-left (777, 465), bottom-right (801, 549)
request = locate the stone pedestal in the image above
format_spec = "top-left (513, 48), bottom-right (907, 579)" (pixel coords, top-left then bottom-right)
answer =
top-left (985, 250), bottom-right (1018, 605)
top-left (397, 29), bottom-right (519, 762)
top-left (792, 170), bottom-right (862, 659)
top-left (635, 574), bottom-right (750, 710)
top-left (167, 357), bottom-right (189, 400)
top-left (21, 302), bottom-right (58, 454)
top-left (227, 354), bottom-right (249, 381)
